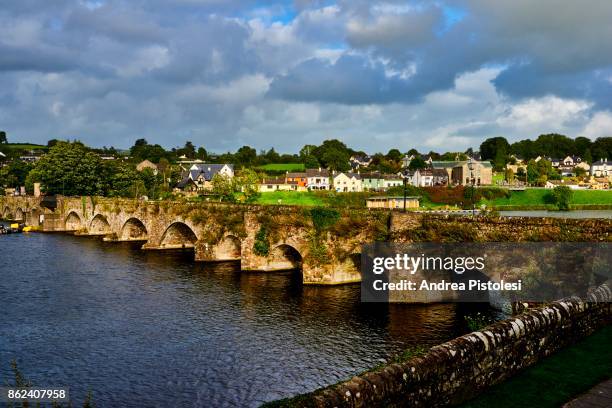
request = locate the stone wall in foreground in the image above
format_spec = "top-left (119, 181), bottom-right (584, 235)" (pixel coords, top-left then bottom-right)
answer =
top-left (271, 288), bottom-right (611, 407)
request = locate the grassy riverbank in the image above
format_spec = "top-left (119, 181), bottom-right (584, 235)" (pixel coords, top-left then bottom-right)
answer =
top-left (461, 324), bottom-right (612, 408)
top-left (253, 188), bottom-right (612, 210)
top-left (482, 188), bottom-right (612, 210)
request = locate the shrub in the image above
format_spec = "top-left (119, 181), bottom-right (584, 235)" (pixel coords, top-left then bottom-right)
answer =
top-left (552, 185), bottom-right (573, 211)
top-left (253, 225), bottom-right (270, 256)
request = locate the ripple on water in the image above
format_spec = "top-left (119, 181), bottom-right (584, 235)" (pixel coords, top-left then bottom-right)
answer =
top-left (1, 232), bottom-right (471, 407)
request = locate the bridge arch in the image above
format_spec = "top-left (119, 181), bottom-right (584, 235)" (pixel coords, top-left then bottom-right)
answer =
top-left (3, 206), bottom-right (12, 220)
top-left (89, 214), bottom-right (112, 235)
top-left (269, 244), bottom-right (303, 270)
top-left (120, 217), bottom-right (148, 241)
top-left (160, 222), bottom-right (198, 248)
top-left (15, 208), bottom-right (25, 221)
top-left (65, 211), bottom-right (83, 231)
top-left (215, 234), bottom-right (241, 260)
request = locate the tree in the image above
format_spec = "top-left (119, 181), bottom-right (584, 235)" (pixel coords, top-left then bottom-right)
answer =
top-left (196, 147), bottom-right (208, 160)
top-left (386, 149), bottom-right (402, 162)
top-left (0, 131), bottom-right (7, 144)
top-left (533, 134), bottom-right (575, 158)
top-left (108, 162), bottom-right (144, 197)
top-left (480, 137), bottom-right (510, 162)
top-left (211, 174), bottom-right (235, 202)
top-left (583, 148), bottom-right (593, 164)
top-left (591, 137), bottom-right (612, 162)
top-left (575, 167), bottom-right (587, 177)
top-left (552, 186), bottom-right (572, 211)
top-left (27, 142), bottom-right (103, 196)
top-left (236, 169), bottom-right (260, 202)
top-left (574, 136), bottom-right (592, 158)
top-left (313, 139), bottom-right (351, 171)
top-left (408, 156), bottom-right (427, 170)
top-left (302, 154), bottom-right (319, 168)
top-left (510, 139), bottom-right (536, 160)
top-left (236, 146), bottom-right (257, 166)
top-left (0, 161), bottom-right (33, 188)
top-left (505, 168), bottom-right (515, 182)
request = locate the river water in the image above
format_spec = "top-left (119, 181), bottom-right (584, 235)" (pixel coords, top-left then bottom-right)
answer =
top-left (0, 229), bottom-right (476, 407)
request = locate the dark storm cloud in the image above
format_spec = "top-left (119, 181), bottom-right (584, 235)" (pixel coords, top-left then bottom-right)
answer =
top-left (267, 55), bottom-right (416, 104)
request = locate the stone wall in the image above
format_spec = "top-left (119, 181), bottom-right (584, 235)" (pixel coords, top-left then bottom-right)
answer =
top-left (269, 289), bottom-right (611, 407)
top-left (390, 212), bottom-right (612, 242)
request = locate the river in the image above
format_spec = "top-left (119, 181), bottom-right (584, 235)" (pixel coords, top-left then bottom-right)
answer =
top-left (0, 228), bottom-right (481, 407)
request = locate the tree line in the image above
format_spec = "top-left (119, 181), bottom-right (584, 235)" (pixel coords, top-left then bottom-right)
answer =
top-left (480, 134), bottom-right (612, 171)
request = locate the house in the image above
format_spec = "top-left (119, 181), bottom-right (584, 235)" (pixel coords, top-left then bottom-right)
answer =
top-left (544, 180), bottom-right (582, 190)
top-left (361, 172), bottom-right (386, 191)
top-left (413, 169), bottom-right (434, 187)
top-left (591, 158), bottom-right (611, 179)
top-left (258, 176), bottom-right (307, 192)
top-left (382, 174), bottom-right (403, 190)
top-left (509, 154), bottom-right (525, 165)
top-left (258, 177), bottom-right (293, 192)
top-left (587, 177), bottom-right (610, 190)
top-left (136, 159), bottom-right (159, 174)
top-left (349, 155), bottom-right (372, 170)
top-left (333, 172), bottom-right (363, 192)
top-left (432, 169), bottom-right (449, 186)
top-left (306, 168), bottom-right (331, 190)
top-left (177, 163), bottom-right (234, 192)
top-left (286, 172), bottom-right (307, 188)
top-left (366, 196), bottom-right (420, 210)
top-left (401, 170), bottom-right (415, 185)
top-left (431, 160), bottom-right (493, 186)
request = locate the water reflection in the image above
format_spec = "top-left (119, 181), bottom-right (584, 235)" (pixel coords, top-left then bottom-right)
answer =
top-left (1, 231), bottom-right (479, 407)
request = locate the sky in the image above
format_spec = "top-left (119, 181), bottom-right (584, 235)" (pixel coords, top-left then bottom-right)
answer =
top-left (1, 0), bottom-right (611, 153)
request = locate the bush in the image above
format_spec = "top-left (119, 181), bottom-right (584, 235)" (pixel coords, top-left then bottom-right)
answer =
top-left (552, 186), bottom-right (573, 211)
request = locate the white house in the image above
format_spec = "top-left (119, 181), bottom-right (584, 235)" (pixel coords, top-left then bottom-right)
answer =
top-left (306, 168), bottom-right (331, 190)
top-left (412, 169), bottom-right (434, 187)
top-left (333, 172), bottom-right (363, 192)
top-left (177, 163), bottom-right (234, 191)
top-left (591, 159), bottom-right (611, 178)
top-left (383, 174), bottom-right (403, 189)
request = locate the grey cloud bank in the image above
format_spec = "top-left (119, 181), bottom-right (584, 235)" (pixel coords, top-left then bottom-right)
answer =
top-left (0, 0), bottom-right (611, 153)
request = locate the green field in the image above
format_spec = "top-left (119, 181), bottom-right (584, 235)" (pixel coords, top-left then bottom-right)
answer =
top-left (256, 163), bottom-right (305, 172)
top-left (3, 143), bottom-right (47, 150)
top-left (254, 191), bottom-right (325, 206)
top-left (461, 325), bottom-right (612, 408)
top-left (482, 188), bottom-right (612, 209)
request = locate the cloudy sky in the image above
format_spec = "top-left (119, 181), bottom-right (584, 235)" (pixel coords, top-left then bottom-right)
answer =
top-left (1, 0), bottom-right (611, 153)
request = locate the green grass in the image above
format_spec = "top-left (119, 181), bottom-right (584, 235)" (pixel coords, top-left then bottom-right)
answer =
top-left (256, 163), bottom-right (305, 172)
top-left (254, 191), bottom-right (325, 206)
top-left (492, 173), bottom-right (504, 184)
top-left (3, 143), bottom-right (47, 150)
top-left (482, 188), bottom-right (612, 209)
top-left (461, 324), bottom-right (612, 408)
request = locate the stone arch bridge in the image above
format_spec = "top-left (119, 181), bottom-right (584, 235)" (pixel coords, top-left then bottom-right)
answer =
top-left (1, 196), bottom-right (388, 284)
top-left (2, 196), bottom-right (608, 288)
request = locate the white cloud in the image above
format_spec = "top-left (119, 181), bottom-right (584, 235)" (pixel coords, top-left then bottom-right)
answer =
top-left (582, 111), bottom-right (612, 138)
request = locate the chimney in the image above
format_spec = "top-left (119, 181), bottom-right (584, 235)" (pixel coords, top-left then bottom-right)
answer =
top-left (318, 167), bottom-right (321, 172)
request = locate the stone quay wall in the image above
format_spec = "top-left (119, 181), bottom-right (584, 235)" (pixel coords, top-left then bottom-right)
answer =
top-left (269, 287), bottom-right (611, 408)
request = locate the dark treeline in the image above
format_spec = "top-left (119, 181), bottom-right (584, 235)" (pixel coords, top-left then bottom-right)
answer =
top-left (480, 134), bottom-right (612, 171)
